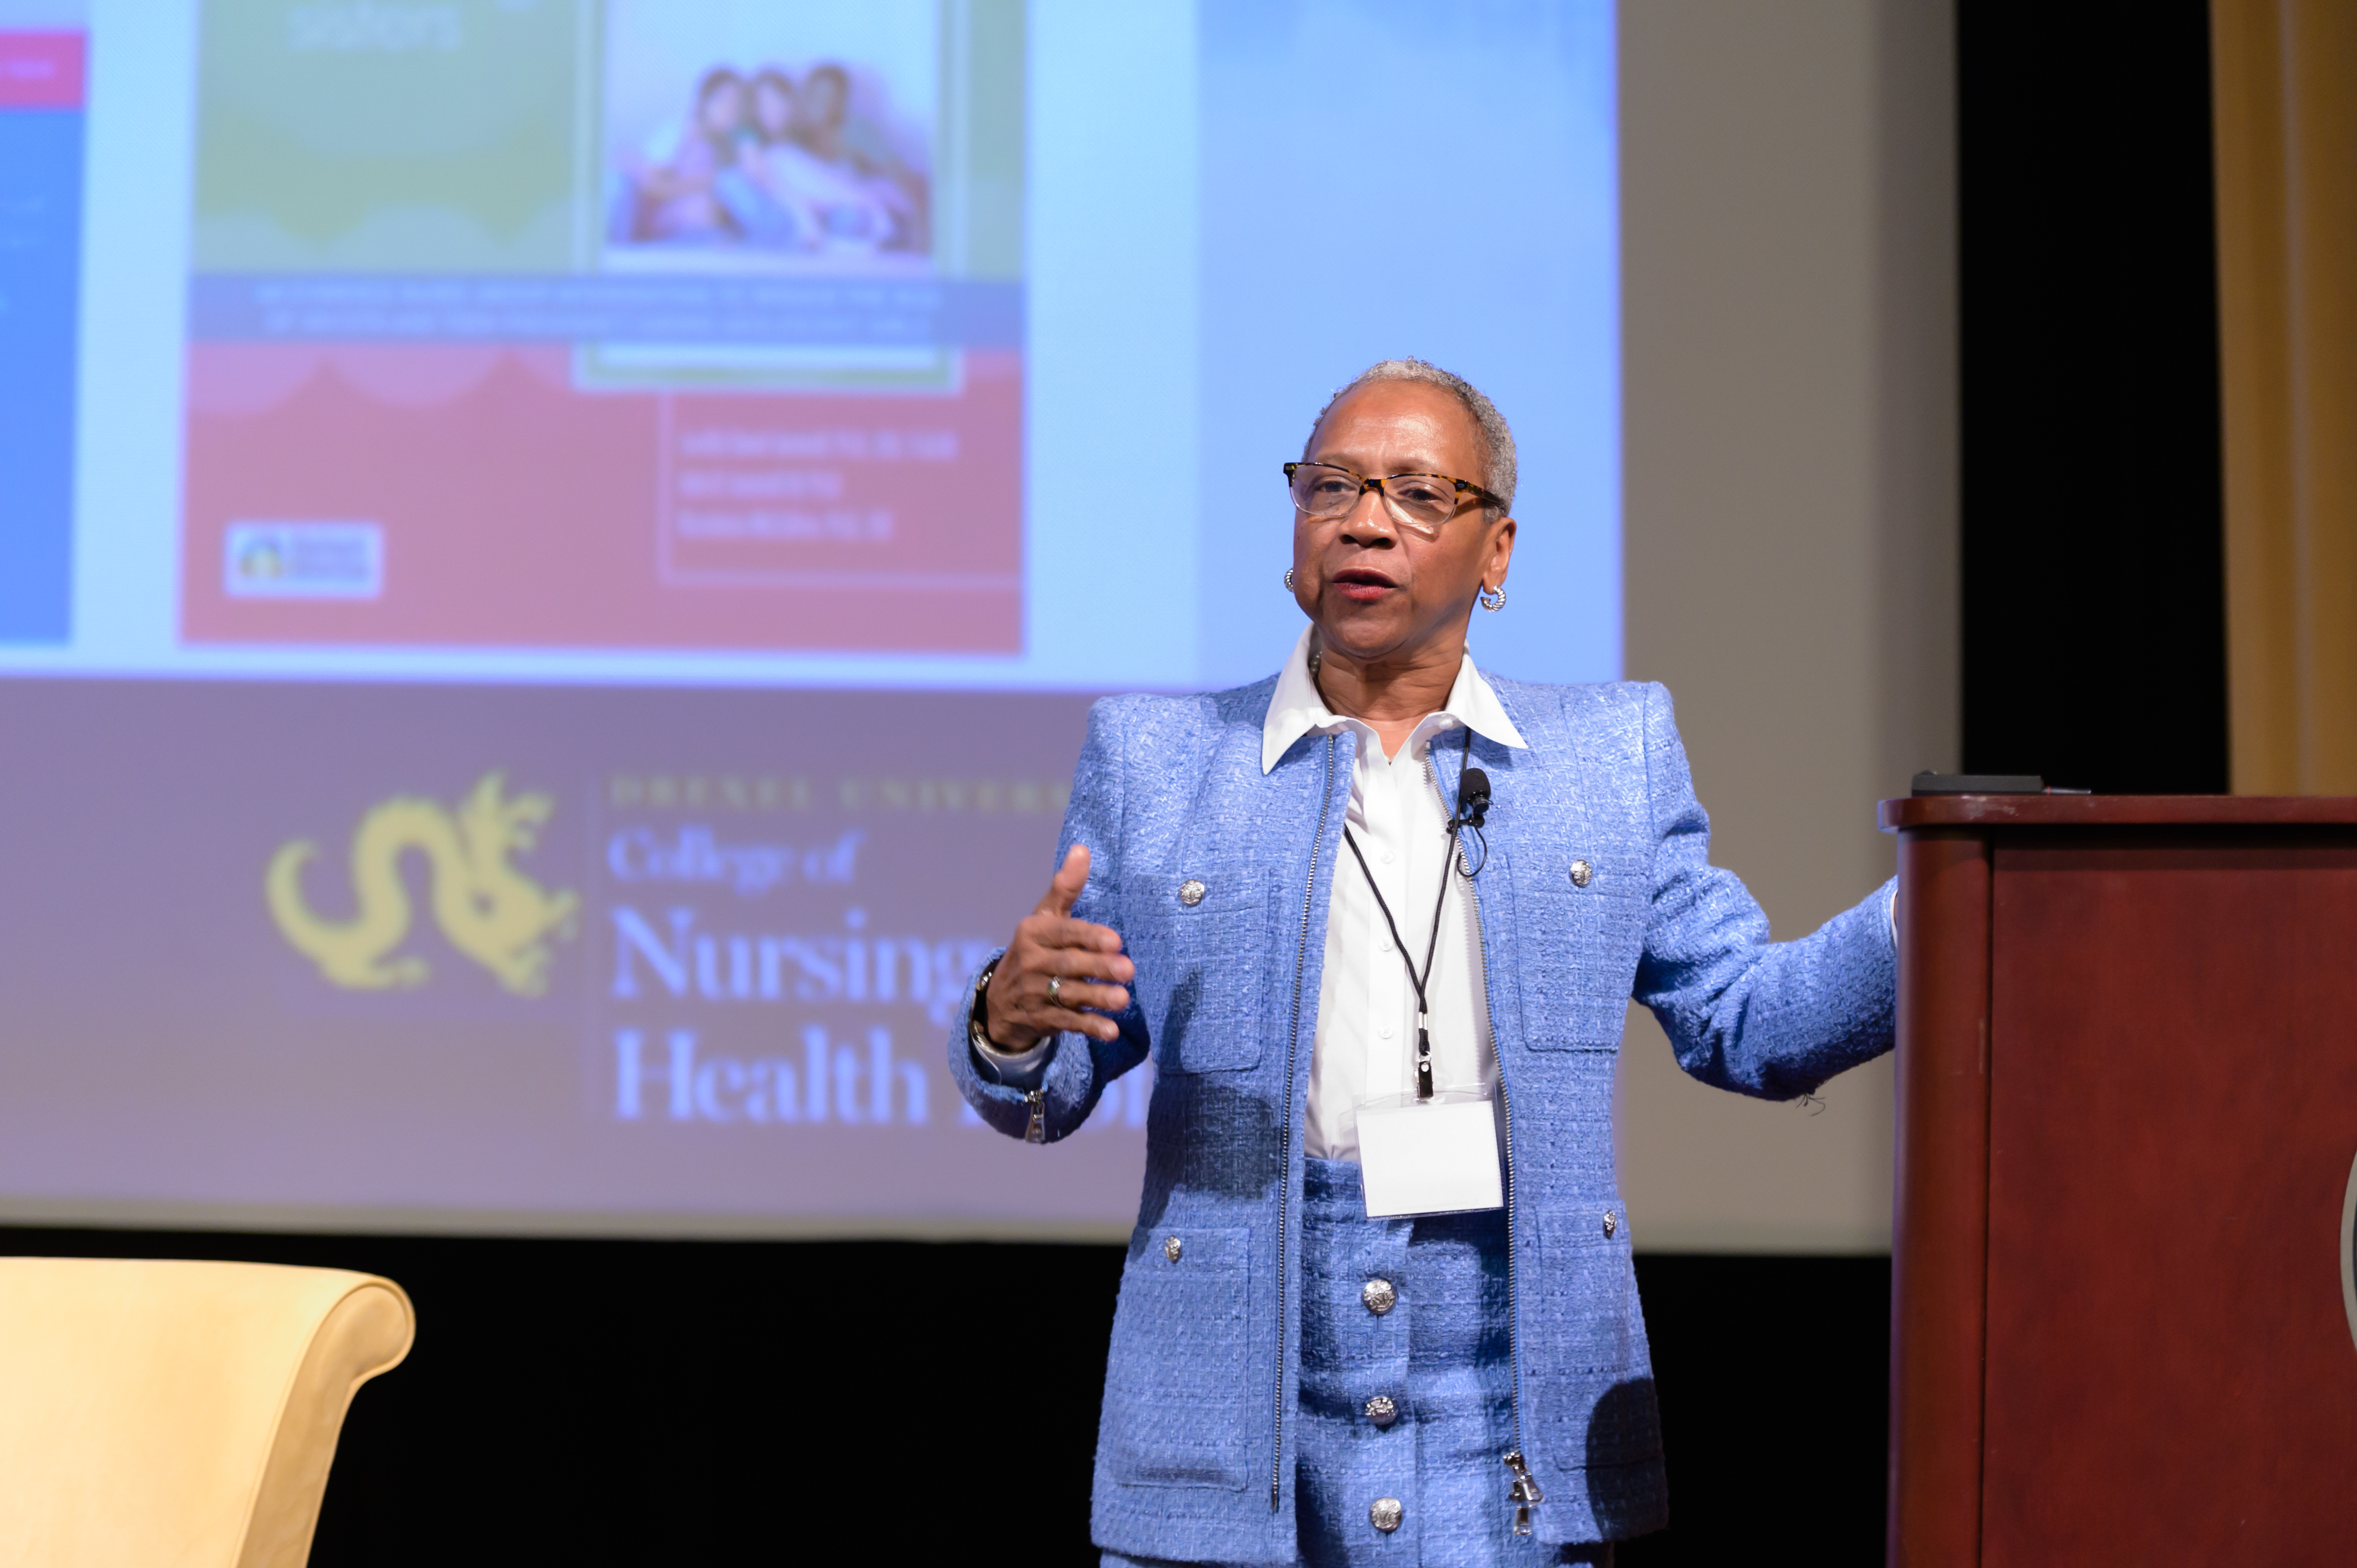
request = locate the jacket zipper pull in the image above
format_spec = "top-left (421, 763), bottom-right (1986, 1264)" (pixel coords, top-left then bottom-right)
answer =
top-left (1024, 1088), bottom-right (1047, 1144)
top-left (1503, 1450), bottom-right (1543, 1535)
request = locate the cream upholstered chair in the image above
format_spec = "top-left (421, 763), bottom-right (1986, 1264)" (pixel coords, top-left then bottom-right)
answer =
top-left (0, 1258), bottom-right (415, 1568)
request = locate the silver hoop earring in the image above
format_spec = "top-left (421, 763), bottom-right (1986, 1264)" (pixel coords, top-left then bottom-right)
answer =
top-left (1479, 584), bottom-right (1507, 612)
top-left (1283, 568), bottom-right (1296, 592)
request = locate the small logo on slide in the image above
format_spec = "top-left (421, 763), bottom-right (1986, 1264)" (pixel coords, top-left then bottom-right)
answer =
top-left (225, 521), bottom-right (383, 599)
top-left (266, 772), bottom-right (579, 997)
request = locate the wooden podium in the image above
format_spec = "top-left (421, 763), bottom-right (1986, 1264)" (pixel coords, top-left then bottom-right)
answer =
top-left (1882, 795), bottom-right (2357, 1564)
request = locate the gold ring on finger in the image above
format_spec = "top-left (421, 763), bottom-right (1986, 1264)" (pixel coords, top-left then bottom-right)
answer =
top-left (1046, 975), bottom-right (1062, 1005)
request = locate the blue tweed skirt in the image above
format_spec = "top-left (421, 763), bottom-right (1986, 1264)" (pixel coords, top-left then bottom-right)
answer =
top-left (1105, 1158), bottom-right (1614, 1567)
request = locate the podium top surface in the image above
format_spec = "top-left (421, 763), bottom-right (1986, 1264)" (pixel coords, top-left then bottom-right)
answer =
top-left (1878, 793), bottom-right (2357, 831)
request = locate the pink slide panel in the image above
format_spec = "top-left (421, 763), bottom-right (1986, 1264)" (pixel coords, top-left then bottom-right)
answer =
top-left (182, 345), bottom-right (1023, 654)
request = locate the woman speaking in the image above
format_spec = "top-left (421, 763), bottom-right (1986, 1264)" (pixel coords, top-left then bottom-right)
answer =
top-left (950, 360), bottom-right (1898, 1567)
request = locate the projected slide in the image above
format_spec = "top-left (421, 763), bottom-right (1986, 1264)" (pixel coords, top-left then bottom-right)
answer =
top-left (0, 681), bottom-right (1154, 1233)
top-left (0, 0), bottom-right (1618, 1237)
top-left (183, 0), bottom-right (1024, 654)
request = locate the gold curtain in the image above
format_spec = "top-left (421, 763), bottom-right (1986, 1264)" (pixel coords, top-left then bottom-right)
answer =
top-left (2213, 0), bottom-right (2357, 793)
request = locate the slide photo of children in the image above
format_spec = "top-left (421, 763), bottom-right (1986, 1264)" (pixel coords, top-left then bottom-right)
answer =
top-left (601, 2), bottom-right (938, 275)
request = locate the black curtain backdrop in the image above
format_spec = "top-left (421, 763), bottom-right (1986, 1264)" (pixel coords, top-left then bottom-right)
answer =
top-left (0, 1225), bottom-right (1886, 1565)
top-left (1957, 0), bottom-right (2230, 791)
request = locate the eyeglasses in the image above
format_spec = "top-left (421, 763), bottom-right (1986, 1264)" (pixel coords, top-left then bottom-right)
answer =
top-left (1283, 461), bottom-right (1503, 536)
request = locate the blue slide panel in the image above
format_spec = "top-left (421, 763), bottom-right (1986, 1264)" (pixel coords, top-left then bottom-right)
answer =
top-left (0, 107), bottom-right (81, 643)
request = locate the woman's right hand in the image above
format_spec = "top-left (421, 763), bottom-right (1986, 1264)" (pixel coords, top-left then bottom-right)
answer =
top-left (982, 845), bottom-right (1133, 1049)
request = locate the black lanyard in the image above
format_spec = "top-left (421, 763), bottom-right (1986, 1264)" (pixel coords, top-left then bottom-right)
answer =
top-left (1341, 738), bottom-right (1475, 1101)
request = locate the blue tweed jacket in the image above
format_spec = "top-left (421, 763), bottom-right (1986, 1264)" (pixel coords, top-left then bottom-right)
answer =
top-left (948, 674), bottom-right (1897, 1560)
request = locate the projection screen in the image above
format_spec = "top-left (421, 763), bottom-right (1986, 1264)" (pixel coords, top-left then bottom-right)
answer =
top-left (0, 0), bottom-right (1619, 1236)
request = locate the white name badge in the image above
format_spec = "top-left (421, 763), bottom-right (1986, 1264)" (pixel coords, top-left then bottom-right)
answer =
top-left (1355, 1092), bottom-right (1505, 1218)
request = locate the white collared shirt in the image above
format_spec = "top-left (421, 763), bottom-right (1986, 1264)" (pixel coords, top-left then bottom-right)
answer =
top-left (1263, 627), bottom-right (1528, 1159)
top-left (977, 628), bottom-right (1528, 1163)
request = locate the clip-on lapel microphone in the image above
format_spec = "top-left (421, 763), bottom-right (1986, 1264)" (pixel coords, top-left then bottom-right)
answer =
top-left (1451, 758), bottom-right (1492, 878)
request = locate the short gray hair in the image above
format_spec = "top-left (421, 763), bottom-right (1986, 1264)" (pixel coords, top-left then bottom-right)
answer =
top-left (1303, 358), bottom-right (1518, 512)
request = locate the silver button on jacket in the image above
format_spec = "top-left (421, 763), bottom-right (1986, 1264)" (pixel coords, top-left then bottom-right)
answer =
top-left (1369, 1497), bottom-right (1404, 1533)
top-left (1163, 1235), bottom-right (1183, 1263)
top-left (1177, 878), bottom-right (1207, 906)
top-left (1363, 1393), bottom-right (1399, 1427)
top-left (1569, 858), bottom-right (1594, 887)
top-left (1360, 1278), bottom-right (1396, 1315)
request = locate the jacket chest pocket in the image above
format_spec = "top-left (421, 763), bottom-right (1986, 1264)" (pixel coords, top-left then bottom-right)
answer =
top-left (1101, 1225), bottom-right (1255, 1489)
top-left (1510, 853), bottom-right (1645, 1050)
top-left (1121, 870), bottom-right (1272, 1073)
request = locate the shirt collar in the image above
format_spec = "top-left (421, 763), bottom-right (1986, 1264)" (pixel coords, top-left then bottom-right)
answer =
top-left (1261, 625), bottom-right (1529, 774)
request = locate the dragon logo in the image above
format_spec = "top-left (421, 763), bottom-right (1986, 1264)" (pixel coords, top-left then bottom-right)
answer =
top-left (266, 772), bottom-right (580, 997)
